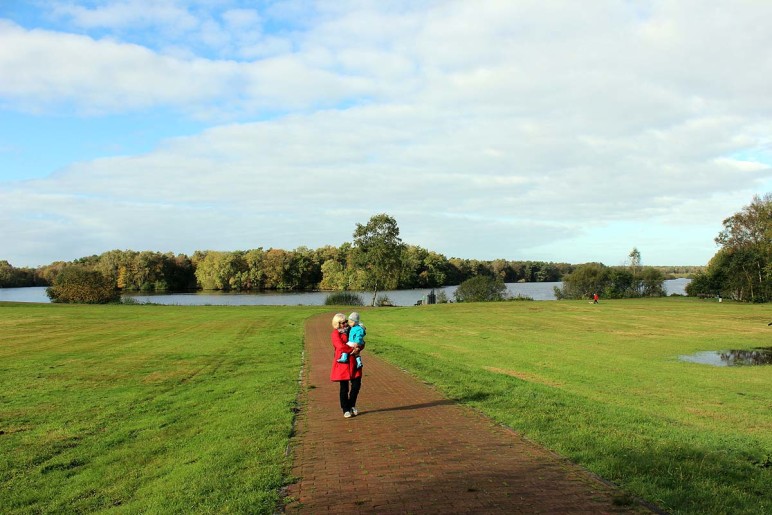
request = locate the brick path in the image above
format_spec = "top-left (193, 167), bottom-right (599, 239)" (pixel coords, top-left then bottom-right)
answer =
top-left (285, 313), bottom-right (653, 514)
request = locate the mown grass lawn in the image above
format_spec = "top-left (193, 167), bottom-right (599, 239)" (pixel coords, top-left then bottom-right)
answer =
top-left (3, 298), bottom-right (770, 514)
top-left (364, 297), bottom-right (772, 515)
top-left (0, 302), bottom-right (325, 514)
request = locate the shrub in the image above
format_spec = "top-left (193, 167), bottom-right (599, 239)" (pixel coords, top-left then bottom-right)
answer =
top-left (375, 294), bottom-right (394, 307)
top-left (46, 266), bottom-right (120, 304)
top-left (324, 291), bottom-right (365, 306)
top-left (453, 275), bottom-right (508, 302)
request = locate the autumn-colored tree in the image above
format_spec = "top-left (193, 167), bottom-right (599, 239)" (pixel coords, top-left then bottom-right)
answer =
top-left (46, 266), bottom-right (119, 304)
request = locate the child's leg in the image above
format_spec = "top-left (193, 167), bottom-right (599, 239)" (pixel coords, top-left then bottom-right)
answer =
top-left (337, 352), bottom-right (349, 363)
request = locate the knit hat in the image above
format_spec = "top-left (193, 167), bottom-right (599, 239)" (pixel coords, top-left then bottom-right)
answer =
top-left (348, 312), bottom-right (360, 323)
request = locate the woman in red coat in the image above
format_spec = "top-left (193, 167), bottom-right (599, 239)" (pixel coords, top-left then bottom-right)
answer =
top-left (330, 313), bottom-right (363, 418)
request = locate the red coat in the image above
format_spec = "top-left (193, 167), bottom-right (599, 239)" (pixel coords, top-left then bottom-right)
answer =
top-left (330, 329), bottom-right (363, 382)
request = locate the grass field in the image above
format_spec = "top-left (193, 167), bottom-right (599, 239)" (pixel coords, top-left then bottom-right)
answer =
top-left (2, 298), bottom-right (770, 514)
top-left (0, 302), bottom-right (325, 514)
top-left (364, 298), bottom-right (772, 514)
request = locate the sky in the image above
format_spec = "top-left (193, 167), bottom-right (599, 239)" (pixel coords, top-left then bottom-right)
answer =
top-left (1, 0), bottom-right (771, 268)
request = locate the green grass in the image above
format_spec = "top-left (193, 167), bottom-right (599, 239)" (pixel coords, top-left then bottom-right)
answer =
top-left (0, 302), bottom-right (325, 514)
top-left (3, 299), bottom-right (771, 514)
top-left (364, 298), bottom-right (772, 515)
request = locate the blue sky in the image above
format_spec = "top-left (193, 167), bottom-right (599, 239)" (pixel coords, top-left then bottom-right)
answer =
top-left (1, 1), bottom-right (771, 268)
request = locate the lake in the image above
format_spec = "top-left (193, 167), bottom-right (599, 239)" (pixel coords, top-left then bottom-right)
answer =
top-left (0, 278), bottom-right (691, 306)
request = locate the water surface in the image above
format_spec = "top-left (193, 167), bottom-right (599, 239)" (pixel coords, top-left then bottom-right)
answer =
top-left (679, 348), bottom-right (772, 367)
top-left (0, 278), bottom-right (690, 306)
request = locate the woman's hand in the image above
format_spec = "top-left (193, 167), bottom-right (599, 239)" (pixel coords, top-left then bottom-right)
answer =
top-left (350, 347), bottom-right (361, 356)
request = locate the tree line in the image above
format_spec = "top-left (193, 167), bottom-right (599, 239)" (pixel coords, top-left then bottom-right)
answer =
top-left (10, 193), bottom-right (766, 305)
top-left (0, 247), bottom-right (574, 292)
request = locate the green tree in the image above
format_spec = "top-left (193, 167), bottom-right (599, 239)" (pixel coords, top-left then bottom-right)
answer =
top-left (689, 194), bottom-right (772, 302)
top-left (263, 248), bottom-right (293, 290)
top-left (453, 275), bottom-right (508, 302)
top-left (37, 261), bottom-right (67, 286)
top-left (398, 245), bottom-right (427, 288)
top-left (0, 261), bottom-right (44, 287)
top-left (639, 267), bottom-right (666, 297)
top-left (353, 214), bottom-right (405, 306)
top-left (94, 250), bottom-right (130, 289)
top-left (555, 262), bottom-right (609, 300)
top-left (423, 251), bottom-right (449, 287)
top-left (290, 246), bottom-right (321, 290)
top-left (0, 260), bottom-right (14, 287)
top-left (628, 247), bottom-right (642, 279)
top-left (242, 248), bottom-right (266, 290)
top-left (162, 253), bottom-right (197, 291)
top-left (556, 258), bottom-right (665, 300)
top-left (46, 266), bottom-right (120, 304)
top-left (490, 259), bottom-right (510, 281)
top-left (194, 251), bottom-right (247, 291)
top-left (320, 259), bottom-right (348, 290)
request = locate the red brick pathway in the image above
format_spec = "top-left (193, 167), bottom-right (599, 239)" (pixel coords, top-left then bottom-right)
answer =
top-left (285, 313), bottom-right (652, 514)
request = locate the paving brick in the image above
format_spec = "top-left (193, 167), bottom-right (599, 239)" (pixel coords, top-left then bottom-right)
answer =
top-left (284, 313), bottom-right (654, 514)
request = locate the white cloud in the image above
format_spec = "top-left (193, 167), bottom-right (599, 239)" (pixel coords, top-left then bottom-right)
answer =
top-left (0, 20), bottom-right (237, 113)
top-left (1, 1), bottom-right (772, 266)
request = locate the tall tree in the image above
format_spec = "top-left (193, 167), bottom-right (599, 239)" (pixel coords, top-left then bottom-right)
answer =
top-left (716, 193), bottom-right (772, 250)
top-left (689, 193), bottom-right (772, 302)
top-left (628, 247), bottom-right (641, 278)
top-left (353, 214), bottom-right (404, 306)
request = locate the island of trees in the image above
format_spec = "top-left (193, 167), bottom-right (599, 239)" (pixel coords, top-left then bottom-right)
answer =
top-left (1, 245), bottom-right (574, 293)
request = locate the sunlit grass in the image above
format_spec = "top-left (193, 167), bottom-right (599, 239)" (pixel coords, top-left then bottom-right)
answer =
top-left (3, 298), bottom-right (770, 514)
top-left (0, 303), bottom-right (325, 514)
top-left (364, 298), bottom-right (772, 514)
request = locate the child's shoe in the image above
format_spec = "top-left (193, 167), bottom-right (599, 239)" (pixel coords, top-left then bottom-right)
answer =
top-left (355, 356), bottom-right (363, 369)
top-left (337, 352), bottom-right (349, 363)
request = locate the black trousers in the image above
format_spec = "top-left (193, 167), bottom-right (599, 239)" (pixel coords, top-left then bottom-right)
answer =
top-left (339, 378), bottom-right (362, 412)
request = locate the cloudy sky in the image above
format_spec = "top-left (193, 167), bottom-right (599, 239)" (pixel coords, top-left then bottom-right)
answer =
top-left (1, 0), bottom-right (770, 268)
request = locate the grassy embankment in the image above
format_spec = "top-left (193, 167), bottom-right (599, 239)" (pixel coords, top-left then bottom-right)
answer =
top-left (2, 298), bottom-right (770, 514)
top-left (364, 298), bottom-right (771, 514)
top-left (0, 303), bottom-right (325, 514)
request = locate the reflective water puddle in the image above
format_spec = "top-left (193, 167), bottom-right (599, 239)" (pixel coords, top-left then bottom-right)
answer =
top-left (679, 348), bottom-right (772, 366)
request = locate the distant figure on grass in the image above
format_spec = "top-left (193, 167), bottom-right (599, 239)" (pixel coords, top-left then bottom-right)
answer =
top-left (330, 313), bottom-right (364, 418)
top-left (593, 293), bottom-right (599, 304)
top-left (337, 311), bottom-right (365, 369)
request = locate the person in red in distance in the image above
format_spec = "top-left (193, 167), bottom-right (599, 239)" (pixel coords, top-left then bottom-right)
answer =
top-left (330, 312), bottom-right (363, 418)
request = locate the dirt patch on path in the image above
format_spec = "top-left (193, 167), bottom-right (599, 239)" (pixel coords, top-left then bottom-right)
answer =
top-left (285, 313), bottom-right (654, 513)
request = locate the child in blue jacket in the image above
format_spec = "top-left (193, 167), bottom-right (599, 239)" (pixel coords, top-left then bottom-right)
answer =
top-left (337, 311), bottom-right (365, 368)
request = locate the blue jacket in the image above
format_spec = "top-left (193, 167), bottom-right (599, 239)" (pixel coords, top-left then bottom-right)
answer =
top-left (349, 324), bottom-right (366, 345)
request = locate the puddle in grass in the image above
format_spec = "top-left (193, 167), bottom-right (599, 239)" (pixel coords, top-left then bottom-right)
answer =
top-left (679, 348), bottom-right (772, 367)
